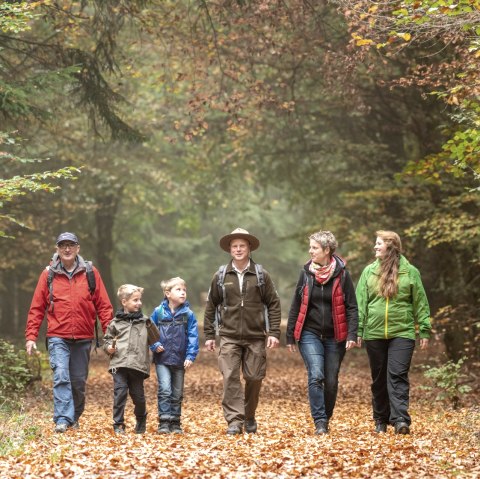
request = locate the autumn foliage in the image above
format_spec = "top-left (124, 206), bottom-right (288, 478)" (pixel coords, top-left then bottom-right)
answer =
top-left (1, 346), bottom-right (478, 478)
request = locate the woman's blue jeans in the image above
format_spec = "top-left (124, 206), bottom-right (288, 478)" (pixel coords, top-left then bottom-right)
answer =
top-left (48, 337), bottom-right (92, 426)
top-left (298, 331), bottom-right (346, 425)
top-left (155, 363), bottom-right (185, 420)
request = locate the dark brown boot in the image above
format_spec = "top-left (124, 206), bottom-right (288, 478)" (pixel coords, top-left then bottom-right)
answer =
top-left (135, 414), bottom-right (147, 434)
top-left (157, 418), bottom-right (170, 434)
top-left (170, 417), bottom-right (183, 434)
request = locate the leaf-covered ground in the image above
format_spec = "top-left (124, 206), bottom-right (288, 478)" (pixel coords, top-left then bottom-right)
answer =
top-left (1, 346), bottom-right (478, 478)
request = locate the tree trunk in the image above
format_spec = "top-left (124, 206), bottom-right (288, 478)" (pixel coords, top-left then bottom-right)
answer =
top-left (94, 191), bottom-right (122, 306)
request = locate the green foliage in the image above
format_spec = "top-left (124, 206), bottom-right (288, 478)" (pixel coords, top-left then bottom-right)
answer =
top-left (345, 0), bottom-right (480, 47)
top-left (1, 132), bottom-right (81, 238)
top-left (423, 357), bottom-right (473, 409)
top-left (431, 305), bottom-right (480, 365)
top-left (0, 340), bottom-right (33, 399)
top-left (0, 67), bottom-right (83, 120)
top-left (405, 193), bottom-right (479, 249)
top-left (390, 0), bottom-right (479, 28)
top-left (0, 2), bottom-right (39, 34)
top-left (404, 100), bottom-right (480, 187)
top-left (338, 0), bottom-right (480, 186)
top-left (0, 0), bottom-right (477, 377)
top-left (0, 400), bottom-right (41, 457)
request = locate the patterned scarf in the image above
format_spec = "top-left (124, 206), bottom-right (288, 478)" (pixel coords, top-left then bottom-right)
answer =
top-left (115, 310), bottom-right (144, 321)
top-left (309, 256), bottom-right (336, 285)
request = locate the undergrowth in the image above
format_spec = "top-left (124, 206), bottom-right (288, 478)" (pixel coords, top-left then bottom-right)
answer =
top-left (0, 339), bottom-right (44, 456)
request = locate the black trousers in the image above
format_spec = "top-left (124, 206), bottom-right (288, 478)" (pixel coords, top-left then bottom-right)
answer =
top-left (112, 367), bottom-right (146, 426)
top-left (365, 338), bottom-right (415, 426)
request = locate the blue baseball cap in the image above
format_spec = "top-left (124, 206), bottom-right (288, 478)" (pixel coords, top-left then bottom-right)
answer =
top-left (56, 232), bottom-right (79, 245)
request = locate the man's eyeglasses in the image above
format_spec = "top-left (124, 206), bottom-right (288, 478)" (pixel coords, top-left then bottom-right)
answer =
top-left (57, 243), bottom-right (78, 250)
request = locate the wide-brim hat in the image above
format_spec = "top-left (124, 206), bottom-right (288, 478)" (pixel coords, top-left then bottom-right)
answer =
top-left (219, 228), bottom-right (260, 252)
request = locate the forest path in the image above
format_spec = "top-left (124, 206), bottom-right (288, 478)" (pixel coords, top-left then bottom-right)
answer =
top-left (2, 347), bottom-right (478, 478)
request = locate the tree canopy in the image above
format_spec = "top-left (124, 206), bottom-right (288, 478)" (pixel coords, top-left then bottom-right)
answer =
top-left (1, 0), bottom-right (478, 364)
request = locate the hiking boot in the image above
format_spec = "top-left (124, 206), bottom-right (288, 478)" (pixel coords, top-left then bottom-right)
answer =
top-left (314, 421), bottom-right (329, 435)
top-left (54, 423), bottom-right (68, 433)
top-left (135, 415), bottom-right (147, 434)
top-left (113, 424), bottom-right (126, 434)
top-left (157, 419), bottom-right (170, 434)
top-left (70, 420), bottom-right (80, 430)
top-left (245, 418), bottom-right (257, 434)
top-left (375, 422), bottom-right (387, 433)
top-left (394, 422), bottom-right (410, 435)
top-left (226, 424), bottom-right (243, 435)
top-left (170, 418), bottom-right (183, 434)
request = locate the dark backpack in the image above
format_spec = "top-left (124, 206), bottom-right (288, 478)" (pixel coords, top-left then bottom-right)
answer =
top-left (46, 260), bottom-right (100, 347)
top-left (215, 263), bottom-right (270, 333)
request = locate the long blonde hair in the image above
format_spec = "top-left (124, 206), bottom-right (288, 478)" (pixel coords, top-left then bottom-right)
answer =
top-left (376, 230), bottom-right (402, 298)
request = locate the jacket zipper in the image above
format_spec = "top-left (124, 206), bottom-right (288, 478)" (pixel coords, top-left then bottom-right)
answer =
top-left (241, 279), bottom-right (246, 307)
top-left (240, 278), bottom-right (246, 337)
top-left (384, 297), bottom-right (389, 338)
top-left (321, 284), bottom-right (325, 336)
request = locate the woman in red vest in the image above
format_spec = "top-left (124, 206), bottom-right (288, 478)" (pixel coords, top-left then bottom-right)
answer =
top-left (287, 230), bottom-right (358, 435)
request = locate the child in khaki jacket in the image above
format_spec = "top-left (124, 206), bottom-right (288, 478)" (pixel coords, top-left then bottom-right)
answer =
top-left (103, 284), bottom-right (161, 434)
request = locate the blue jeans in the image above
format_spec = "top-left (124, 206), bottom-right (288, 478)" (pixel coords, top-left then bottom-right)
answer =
top-left (298, 331), bottom-right (346, 425)
top-left (48, 337), bottom-right (92, 425)
top-left (155, 364), bottom-right (185, 419)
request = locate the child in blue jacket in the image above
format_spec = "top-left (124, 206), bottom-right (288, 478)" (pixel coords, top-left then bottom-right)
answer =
top-left (150, 277), bottom-right (199, 434)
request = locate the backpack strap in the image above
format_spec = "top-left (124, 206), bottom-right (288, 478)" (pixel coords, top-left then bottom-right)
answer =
top-left (214, 265), bottom-right (228, 335)
top-left (216, 264), bottom-right (228, 310)
top-left (254, 263), bottom-right (265, 299)
top-left (85, 261), bottom-right (96, 295)
top-left (83, 261), bottom-right (100, 349)
top-left (158, 307), bottom-right (188, 328)
top-left (47, 266), bottom-right (55, 312)
top-left (174, 313), bottom-right (189, 333)
top-left (255, 263), bottom-right (270, 333)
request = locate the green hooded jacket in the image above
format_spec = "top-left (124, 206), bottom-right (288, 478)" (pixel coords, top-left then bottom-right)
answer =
top-left (356, 255), bottom-right (431, 340)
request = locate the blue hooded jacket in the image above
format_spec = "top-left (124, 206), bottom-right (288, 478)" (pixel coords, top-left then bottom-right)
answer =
top-left (150, 299), bottom-right (199, 367)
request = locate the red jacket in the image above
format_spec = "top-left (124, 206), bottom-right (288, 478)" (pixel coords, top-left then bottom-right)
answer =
top-left (25, 255), bottom-right (113, 341)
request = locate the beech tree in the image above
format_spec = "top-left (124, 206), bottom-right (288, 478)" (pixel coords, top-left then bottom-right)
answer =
top-left (329, 0), bottom-right (480, 361)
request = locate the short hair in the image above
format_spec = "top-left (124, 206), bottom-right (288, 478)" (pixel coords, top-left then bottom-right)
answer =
top-left (309, 230), bottom-right (338, 254)
top-left (117, 284), bottom-right (144, 301)
top-left (161, 277), bottom-right (186, 295)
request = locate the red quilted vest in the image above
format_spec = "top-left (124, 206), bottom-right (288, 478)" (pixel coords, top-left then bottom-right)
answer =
top-left (293, 271), bottom-right (348, 342)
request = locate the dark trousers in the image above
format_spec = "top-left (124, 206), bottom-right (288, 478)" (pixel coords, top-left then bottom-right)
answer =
top-left (112, 367), bottom-right (146, 426)
top-left (365, 338), bottom-right (415, 426)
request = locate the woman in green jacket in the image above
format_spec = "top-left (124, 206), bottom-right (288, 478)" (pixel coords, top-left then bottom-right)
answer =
top-left (356, 230), bottom-right (431, 435)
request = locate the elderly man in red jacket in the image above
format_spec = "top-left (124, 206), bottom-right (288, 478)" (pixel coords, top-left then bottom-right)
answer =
top-left (25, 232), bottom-right (113, 433)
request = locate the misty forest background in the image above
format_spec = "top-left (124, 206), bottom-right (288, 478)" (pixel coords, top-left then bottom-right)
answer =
top-left (1, 1), bottom-right (479, 371)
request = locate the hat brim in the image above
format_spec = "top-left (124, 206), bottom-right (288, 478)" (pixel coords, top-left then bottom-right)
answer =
top-left (219, 233), bottom-right (260, 252)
